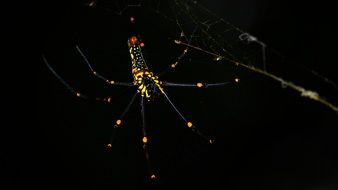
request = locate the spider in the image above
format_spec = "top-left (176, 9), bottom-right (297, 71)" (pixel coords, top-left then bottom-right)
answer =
top-left (42, 17), bottom-right (239, 180)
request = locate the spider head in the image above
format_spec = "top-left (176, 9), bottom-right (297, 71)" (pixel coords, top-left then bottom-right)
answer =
top-left (136, 71), bottom-right (164, 100)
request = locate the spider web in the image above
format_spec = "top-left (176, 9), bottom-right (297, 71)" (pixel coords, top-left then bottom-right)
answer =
top-left (33, 0), bottom-right (338, 188)
top-left (84, 0), bottom-right (338, 113)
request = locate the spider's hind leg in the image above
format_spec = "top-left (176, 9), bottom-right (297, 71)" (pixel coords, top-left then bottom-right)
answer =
top-left (75, 45), bottom-right (133, 87)
top-left (43, 54), bottom-right (111, 102)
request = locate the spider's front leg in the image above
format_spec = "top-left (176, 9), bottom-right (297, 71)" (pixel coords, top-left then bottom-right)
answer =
top-left (161, 90), bottom-right (215, 144)
top-left (107, 92), bottom-right (138, 148)
top-left (140, 96), bottom-right (157, 180)
top-left (160, 78), bottom-right (240, 143)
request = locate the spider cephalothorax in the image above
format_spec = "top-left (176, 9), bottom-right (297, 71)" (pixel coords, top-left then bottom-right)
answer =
top-left (134, 70), bottom-right (164, 99)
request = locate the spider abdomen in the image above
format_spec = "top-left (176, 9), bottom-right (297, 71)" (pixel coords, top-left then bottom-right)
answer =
top-left (128, 36), bottom-right (164, 98)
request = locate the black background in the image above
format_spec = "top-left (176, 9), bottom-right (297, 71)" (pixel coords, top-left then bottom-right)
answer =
top-left (5, 0), bottom-right (338, 189)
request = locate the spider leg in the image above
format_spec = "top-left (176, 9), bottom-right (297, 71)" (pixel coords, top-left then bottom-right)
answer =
top-left (43, 54), bottom-right (112, 102)
top-left (161, 90), bottom-right (215, 144)
top-left (140, 96), bottom-right (157, 180)
top-left (170, 25), bottom-right (199, 69)
top-left (75, 45), bottom-right (133, 86)
top-left (159, 26), bottom-right (198, 76)
top-left (162, 80), bottom-right (237, 88)
top-left (107, 92), bottom-right (138, 148)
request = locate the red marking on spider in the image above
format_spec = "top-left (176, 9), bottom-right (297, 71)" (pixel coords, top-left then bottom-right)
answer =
top-left (129, 36), bottom-right (139, 45)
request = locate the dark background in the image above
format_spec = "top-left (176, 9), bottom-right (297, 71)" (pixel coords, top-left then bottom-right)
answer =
top-left (5, 0), bottom-right (338, 189)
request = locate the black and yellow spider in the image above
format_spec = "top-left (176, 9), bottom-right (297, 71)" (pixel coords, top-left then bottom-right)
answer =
top-left (42, 20), bottom-right (239, 179)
